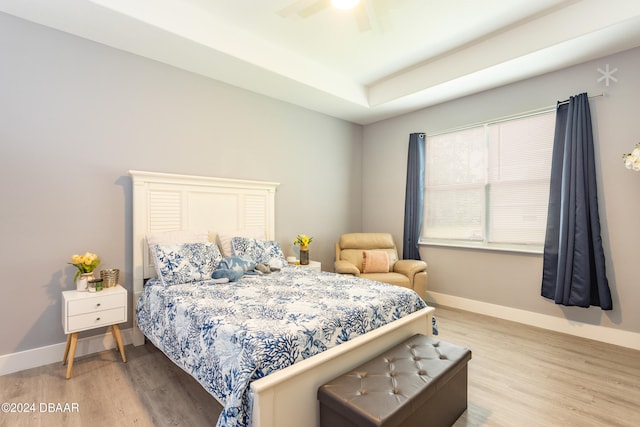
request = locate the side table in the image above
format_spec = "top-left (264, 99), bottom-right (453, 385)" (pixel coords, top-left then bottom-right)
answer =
top-left (299, 260), bottom-right (321, 272)
top-left (61, 284), bottom-right (127, 379)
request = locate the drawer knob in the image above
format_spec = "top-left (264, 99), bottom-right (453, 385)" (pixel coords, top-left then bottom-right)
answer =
top-left (96, 317), bottom-right (101, 321)
top-left (96, 303), bottom-right (101, 307)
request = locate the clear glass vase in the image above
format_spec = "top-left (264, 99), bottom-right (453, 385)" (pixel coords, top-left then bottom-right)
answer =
top-left (300, 247), bottom-right (309, 265)
top-left (76, 272), bottom-right (95, 292)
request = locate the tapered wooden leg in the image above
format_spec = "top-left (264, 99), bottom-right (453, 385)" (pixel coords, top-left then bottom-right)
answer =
top-left (65, 333), bottom-right (78, 380)
top-left (111, 325), bottom-right (120, 353)
top-left (111, 324), bottom-right (127, 363)
top-left (62, 334), bottom-right (72, 365)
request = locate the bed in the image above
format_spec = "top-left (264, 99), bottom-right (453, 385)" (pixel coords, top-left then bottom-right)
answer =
top-left (130, 170), bottom-right (435, 427)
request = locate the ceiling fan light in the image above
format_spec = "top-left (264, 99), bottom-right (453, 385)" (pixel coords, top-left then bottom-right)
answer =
top-left (331, 0), bottom-right (360, 11)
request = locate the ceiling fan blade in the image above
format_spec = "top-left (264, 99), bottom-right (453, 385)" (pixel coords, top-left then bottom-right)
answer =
top-left (297, 0), bottom-right (330, 18)
top-left (276, 0), bottom-right (329, 18)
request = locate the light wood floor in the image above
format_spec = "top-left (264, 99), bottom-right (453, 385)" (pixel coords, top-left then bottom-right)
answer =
top-left (1, 306), bottom-right (638, 426)
top-left (438, 307), bottom-right (640, 427)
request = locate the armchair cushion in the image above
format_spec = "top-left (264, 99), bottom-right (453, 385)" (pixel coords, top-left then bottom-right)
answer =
top-left (360, 272), bottom-right (411, 288)
top-left (362, 250), bottom-right (390, 273)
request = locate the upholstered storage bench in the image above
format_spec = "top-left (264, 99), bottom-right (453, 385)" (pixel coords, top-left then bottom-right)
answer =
top-left (317, 334), bottom-right (471, 427)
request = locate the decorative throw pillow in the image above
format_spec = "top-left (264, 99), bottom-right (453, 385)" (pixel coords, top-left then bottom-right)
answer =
top-left (261, 240), bottom-right (289, 269)
top-left (361, 250), bottom-right (390, 273)
top-left (217, 228), bottom-right (265, 257)
top-left (151, 242), bottom-right (222, 286)
top-left (231, 237), bottom-right (288, 269)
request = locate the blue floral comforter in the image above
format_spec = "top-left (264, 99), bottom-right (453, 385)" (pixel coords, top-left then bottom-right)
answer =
top-left (136, 266), bottom-right (427, 427)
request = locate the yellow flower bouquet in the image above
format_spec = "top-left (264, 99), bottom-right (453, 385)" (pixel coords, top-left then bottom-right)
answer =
top-left (293, 234), bottom-right (313, 265)
top-left (68, 252), bottom-right (100, 283)
top-left (293, 234), bottom-right (313, 249)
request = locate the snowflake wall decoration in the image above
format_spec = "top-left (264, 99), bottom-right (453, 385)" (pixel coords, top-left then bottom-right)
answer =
top-left (597, 64), bottom-right (618, 87)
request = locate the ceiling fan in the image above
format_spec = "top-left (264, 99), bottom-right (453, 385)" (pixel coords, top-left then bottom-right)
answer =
top-left (277, 0), bottom-right (394, 32)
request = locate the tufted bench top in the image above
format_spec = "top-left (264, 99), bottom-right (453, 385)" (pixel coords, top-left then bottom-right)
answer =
top-left (318, 334), bottom-right (472, 427)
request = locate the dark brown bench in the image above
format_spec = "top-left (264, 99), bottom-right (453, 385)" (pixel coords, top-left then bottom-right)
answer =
top-left (318, 334), bottom-right (472, 427)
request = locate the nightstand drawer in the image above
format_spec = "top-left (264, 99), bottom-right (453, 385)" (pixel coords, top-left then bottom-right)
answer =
top-left (67, 293), bottom-right (124, 316)
top-left (67, 307), bottom-right (126, 332)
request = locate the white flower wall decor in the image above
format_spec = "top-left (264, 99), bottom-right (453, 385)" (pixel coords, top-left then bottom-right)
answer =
top-left (623, 142), bottom-right (640, 172)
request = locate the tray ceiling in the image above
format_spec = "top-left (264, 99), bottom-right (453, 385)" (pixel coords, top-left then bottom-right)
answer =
top-left (2, 0), bottom-right (640, 124)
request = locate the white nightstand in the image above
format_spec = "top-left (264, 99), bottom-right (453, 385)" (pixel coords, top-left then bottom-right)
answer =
top-left (61, 285), bottom-right (127, 379)
top-left (299, 260), bottom-right (321, 272)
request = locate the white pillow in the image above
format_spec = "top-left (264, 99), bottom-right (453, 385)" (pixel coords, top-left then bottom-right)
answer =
top-left (217, 228), bottom-right (265, 257)
top-left (147, 230), bottom-right (209, 246)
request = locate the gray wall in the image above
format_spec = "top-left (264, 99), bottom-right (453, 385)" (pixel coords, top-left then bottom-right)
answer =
top-left (363, 47), bottom-right (640, 334)
top-left (3, 9), bottom-right (638, 359)
top-left (0, 13), bottom-right (363, 355)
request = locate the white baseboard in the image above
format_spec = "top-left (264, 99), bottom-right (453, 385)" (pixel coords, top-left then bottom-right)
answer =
top-left (3, 296), bottom-right (639, 377)
top-left (428, 292), bottom-right (640, 351)
top-left (0, 328), bottom-right (134, 376)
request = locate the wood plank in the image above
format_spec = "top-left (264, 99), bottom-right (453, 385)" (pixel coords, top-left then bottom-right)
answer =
top-left (435, 307), bottom-right (640, 427)
top-left (0, 345), bottom-right (219, 427)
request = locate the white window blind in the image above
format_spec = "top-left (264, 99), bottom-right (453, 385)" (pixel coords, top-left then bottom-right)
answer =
top-left (424, 127), bottom-right (486, 241)
top-left (423, 112), bottom-right (555, 248)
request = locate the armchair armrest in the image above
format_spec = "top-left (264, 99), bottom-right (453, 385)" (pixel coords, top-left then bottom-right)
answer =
top-left (393, 259), bottom-right (427, 280)
top-left (334, 260), bottom-right (360, 276)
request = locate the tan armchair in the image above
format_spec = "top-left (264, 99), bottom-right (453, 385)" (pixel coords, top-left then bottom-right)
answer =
top-left (334, 233), bottom-right (427, 300)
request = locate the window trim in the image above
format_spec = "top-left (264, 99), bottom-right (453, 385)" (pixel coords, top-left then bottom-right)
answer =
top-left (420, 238), bottom-right (543, 255)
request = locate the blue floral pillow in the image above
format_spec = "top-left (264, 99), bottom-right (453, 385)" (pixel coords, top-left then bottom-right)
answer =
top-left (151, 242), bottom-right (222, 286)
top-left (230, 237), bottom-right (288, 269)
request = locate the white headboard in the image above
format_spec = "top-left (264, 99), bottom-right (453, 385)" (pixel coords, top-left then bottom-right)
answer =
top-left (129, 170), bottom-right (279, 345)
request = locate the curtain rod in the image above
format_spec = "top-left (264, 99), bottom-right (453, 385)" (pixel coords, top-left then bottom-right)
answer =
top-left (557, 92), bottom-right (604, 106)
top-left (428, 93), bottom-right (604, 137)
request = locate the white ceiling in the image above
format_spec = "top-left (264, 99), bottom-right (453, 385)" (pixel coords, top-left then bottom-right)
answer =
top-left (3, 0), bottom-right (640, 124)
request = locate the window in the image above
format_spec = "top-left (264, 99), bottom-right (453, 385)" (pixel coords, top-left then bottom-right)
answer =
top-left (422, 112), bottom-right (555, 251)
